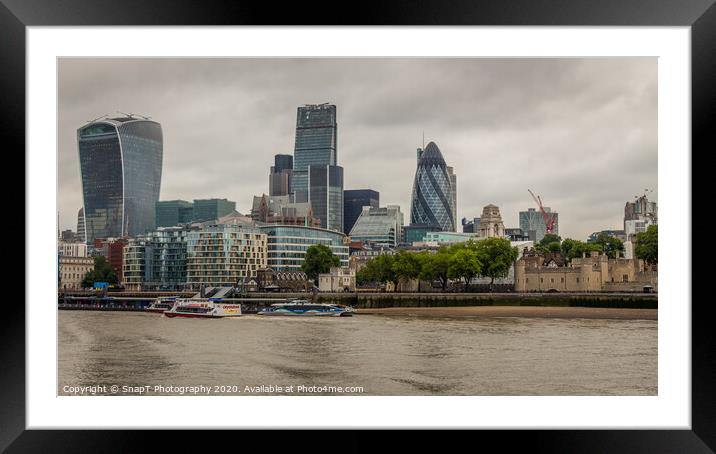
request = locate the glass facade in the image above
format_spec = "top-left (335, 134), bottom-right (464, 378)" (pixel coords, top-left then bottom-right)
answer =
top-left (343, 189), bottom-right (379, 235)
top-left (78, 117), bottom-right (163, 244)
top-left (410, 142), bottom-right (455, 232)
top-left (259, 225), bottom-right (348, 272)
top-left (349, 205), bottom-right (403, 248)
top-left (308, 165), bottom-right (343, 232)
top-left (519, 207), bottom-right (558, 243)
top-left (192, 198), bottom-right (236, 222)
top-left (292, 104), bottom-right (337, 201)
top-left (156, 200), bottom-right (194, 227)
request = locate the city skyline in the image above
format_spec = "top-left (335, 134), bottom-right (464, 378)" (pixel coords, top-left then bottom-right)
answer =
top-left (58, 58), bottom-right (657, 240)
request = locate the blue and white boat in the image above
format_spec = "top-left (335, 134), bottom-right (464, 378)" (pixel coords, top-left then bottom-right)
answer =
top-left (257, 300), bottom-right (354, 317)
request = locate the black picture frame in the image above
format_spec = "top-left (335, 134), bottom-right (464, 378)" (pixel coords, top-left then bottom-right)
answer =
top-left (4, 0), bottom-right (712, 451)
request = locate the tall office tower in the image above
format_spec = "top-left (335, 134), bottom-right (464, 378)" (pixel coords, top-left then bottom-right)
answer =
top-left (76, 207), bottom-right (86, 244)
top-left (292, 104), bottom-right (337, 202)
top-left (519, 207), bottom-right (559, 242)
top-left (77, 115), bottom-right (163, 244)
top-left (269, 154), bottom-right (293, 196)
top-left (410, 141), bottom-right (455, 232)
top-left (447, 166), bottom-right (457, 231)
top-left (343, 189), bottom-right (380, 235)
top-left (308, 165), bottom-right (344, 232)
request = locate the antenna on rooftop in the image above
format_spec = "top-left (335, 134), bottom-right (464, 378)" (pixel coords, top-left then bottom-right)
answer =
top-left (422, 131), bottom-right (425, 149)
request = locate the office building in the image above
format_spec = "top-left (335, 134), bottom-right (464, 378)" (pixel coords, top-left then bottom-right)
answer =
top-left (505, 228), bottom-right (530, 241)
top-left (269, 154), bottom-right (293, 196)
top-left (519, 207), bottom-right (559, 243)
top-left (402, 224), bottom-right (441, 245)
top-left (462, 217), bottom-right (480, 234)
top-left (343, 189), bottom-right (379, 235)
top-left (292, 103), bottom-right (337, 202)
top-left (308, 164), bottom-right (344, 232)
top-left (76, 207), bottom-right (86, 243)
top-left (258, 225), bottom-right (349, 272)
top-left (156, 200), bottom-right (194, 227)
top-left (77, 115), bottom-right (163, 244)
top-left (192, 198), bottom-right (237, 222)
top-left (410, 142), bottom-right (456, 232)
top-left (447, 166), bottom-right (457, 229)
top-left (349, 205), bottom-right (403, 248)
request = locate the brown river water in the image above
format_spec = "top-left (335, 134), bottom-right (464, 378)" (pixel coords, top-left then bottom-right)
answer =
top-left (58, 310), bottom-right (657, 396)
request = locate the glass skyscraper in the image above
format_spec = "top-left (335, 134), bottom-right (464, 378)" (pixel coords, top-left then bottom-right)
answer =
top-left (77, 116), bottom-right (163, 244)
top-left (292, 104), bottom-right (337, 202)
top-left (410, 141), bottom-right (455, 232)
top-left (309, 165), bottom-right (344, 232)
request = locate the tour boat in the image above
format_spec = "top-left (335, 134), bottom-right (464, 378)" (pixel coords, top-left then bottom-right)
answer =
top-left (257, 300), bottom-right (354, 317)
top-left (146, 297), bottom-right (177, 313)
top-left (164, 298), bottom-right (243, 318)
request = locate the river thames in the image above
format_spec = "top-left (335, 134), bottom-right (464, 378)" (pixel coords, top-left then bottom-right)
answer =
top-left (59, 310), bottom-right (657, 396)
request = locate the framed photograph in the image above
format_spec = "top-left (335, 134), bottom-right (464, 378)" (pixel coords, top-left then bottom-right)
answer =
top-left (6, 0), bottom-right (712, 450)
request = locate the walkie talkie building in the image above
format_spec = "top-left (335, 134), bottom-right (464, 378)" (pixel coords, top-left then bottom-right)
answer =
top-left (410, 141), bottom-right (455, 232)
top-left (77, 116), bottom-right (163, 244)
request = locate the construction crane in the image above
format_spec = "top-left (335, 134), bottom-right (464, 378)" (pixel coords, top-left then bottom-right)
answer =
top-left (528, 189), bottom-right (557, 234)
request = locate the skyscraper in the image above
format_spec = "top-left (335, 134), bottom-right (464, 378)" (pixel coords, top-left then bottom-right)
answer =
top-left (76, 207), bottom-right (86, 244)
top-left (292, 104), bottom-right (337, 202)
top-left (192, 198), bottom-right (237, 222)
top-left (77, 115), bottom-right (163, 244)
top-left (447, 166), bottom-right (457, 230)
top-left (519, 207), bottom-right (559, 242)
top-left (410, 141), bottom-right (455, 232)
top-left (343, 189), bottom-right (380, 235)
top-left (269, 154), bottom-right (293, 196)
top-left (309, 165), bottom-right (344, 232)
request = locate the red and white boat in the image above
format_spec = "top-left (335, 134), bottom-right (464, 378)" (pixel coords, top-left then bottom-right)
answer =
top-left (164, 298), bottom-right (243, 318)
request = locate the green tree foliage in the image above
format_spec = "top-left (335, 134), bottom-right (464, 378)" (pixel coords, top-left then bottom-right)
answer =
top-left (420, 248), bottom-right (452, 291)
top-left (301, 244), bottom-right (340, 282)
top-left (356, 254), bottom-right (397, 287)
top-left (536, 233), bottom-right (562, 253)
top-left (593, 232), bottom-right (625, 259)
top-left (392, 250), bottom-right (424, 291)
top-left (561, 238), bottom-right (602, 261)
top-left (448, 248), bottom-right (482, 287)
top-left (81, 256), bottom-right (117, 288)
top-left (634, 225), bottom-right (658, 265)
top-left (474, 237), bottom-right (519, 286)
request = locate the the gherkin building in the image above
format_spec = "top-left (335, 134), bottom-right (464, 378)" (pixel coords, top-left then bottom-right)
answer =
top-left (410, 141), bottom-right (455, 232)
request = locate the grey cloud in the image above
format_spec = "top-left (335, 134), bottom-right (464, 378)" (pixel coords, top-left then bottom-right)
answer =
top-left (58, 58), bottom-right (656, 240)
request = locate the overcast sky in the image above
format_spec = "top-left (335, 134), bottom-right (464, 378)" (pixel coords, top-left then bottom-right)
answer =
top-left (58, 58), bottom-right (657, 240)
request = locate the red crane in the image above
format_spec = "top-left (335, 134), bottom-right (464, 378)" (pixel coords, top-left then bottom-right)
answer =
top-left (528, 189), bottom-right (557, 234)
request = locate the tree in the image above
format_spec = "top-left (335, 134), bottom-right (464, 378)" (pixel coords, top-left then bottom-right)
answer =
top-left (561, 238), bottom-right (602, 261)
top-left (635, 225), bottom-right (658, 265)
top-left (356, 254), bottom-right (397, 288)
top-left (474, 237), bottom-right (519, 289)
top-left (301, 244), bottom-right (340, 283)
top-left (81, 256), bottom-right (117, 288)
top-left (536, 233), bottom-right (562, 253)
top-left (392, 250), bottom-right (424, 292)
top-left (420, 248), bottom-right (452, 291)
top-left (594, 232), bottom-right (624, 259)
top-left (448, 248), bottom-right (482, 289)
